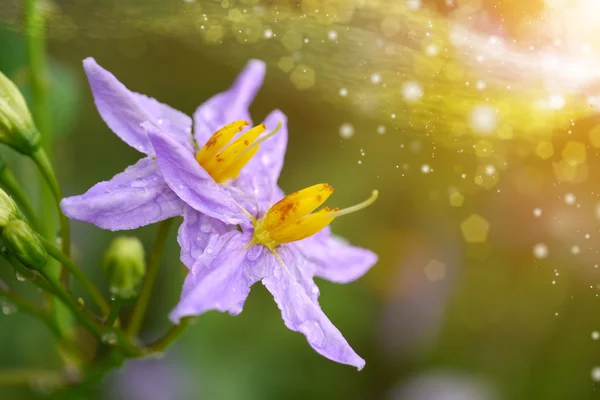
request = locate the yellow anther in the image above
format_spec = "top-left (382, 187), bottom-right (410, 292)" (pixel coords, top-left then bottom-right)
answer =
top-left (196, 121), bottom-right (280, 183)
top-left (252, 186), bottom-right (378, 248)
top-left (196, 120), bottom-right (248, 165)
top-left (265, 183), bottom-right (333, 231)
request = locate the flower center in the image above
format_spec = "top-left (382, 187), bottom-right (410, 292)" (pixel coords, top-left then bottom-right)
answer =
top-left (196, 120), bottom-right (280, 183)
top-left (251, 184), bottom-right (379, 250)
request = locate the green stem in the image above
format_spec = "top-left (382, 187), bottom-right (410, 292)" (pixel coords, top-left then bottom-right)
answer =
top-left (0, 167), bottom-right (43, 233)
top-left (127, 219), bottom-right (172, 336)
top-left (145, 318), bottom-right (191, 353)
top-left (105, 298), bottom-right (122, 328)
top-left (37, 269), bottom-right (104, 339)
top-left (31, 149), bottom-right (71, 283)
top-left (0, 369), bottom-right (65, 387)
top-left (33, 271), bottom-right (140, 357)
top-left (39, 235), bottom-right (109, 315)
top-left (0, 279), bottom-right (60, 338)
top-left (0, 279), bottom-right (85, 361)
top-left (24, 0), bottom-right (72, 337)
top-left (5, 254), bottom-right (58, 296)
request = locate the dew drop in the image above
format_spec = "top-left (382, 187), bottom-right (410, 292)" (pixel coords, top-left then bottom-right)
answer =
top-left (1, 301), bottom-right (17, 315)
top-left (299, 320), bottom-right (325, 347)
top-left (592, 367), bottom-right (600, 382)
top-left (101, 332), bottom-right (118, 345)
top-left (15, 272), bottom-right (27, 282)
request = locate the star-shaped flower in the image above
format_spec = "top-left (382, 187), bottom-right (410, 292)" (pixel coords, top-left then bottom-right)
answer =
top-left (159, 177), bottom-right (378, 369)
top-left (61, 58), bottom-right (286, 231)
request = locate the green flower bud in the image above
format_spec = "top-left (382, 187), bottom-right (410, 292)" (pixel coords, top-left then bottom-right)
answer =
top-left (2, 220), bottom-right (47, 271)
top-left (0, 188), bottom-right (20, 228)
top-left (103, 237), bottom-right (146, 299)
top-left (0, 71), bottom-right (42, 155)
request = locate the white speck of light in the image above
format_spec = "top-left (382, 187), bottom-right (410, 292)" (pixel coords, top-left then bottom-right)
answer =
top-left (476, 80), bottom-right (487, 91)
top-left (328, 30), bottom-right (338, 41)
top-left (425, 44), bottom-right (439, 56)
top-left (421, 164), bottom-right (431, 174)
top-left (339, 123), bottom-right (354, 139)
top-left (548, 94), bottom-right (566, 110)
top-left (339, 88), bottom-right (348, 97)
top-left (469, 105), bottom-right (497, 134)
top-left (402, 81), bottom-right (424, 102)
top-left (571, 245), bottom-right (581, 255)
top-left (407, 0), bottom-right (422, 9)
top-left (533, 243), bottom-right (548, 259)
top-left (485, 165), bottom-right (496, 175)
top-left (533, 208), bottom-right (543, 217)
top-left (591, 367), bottom-right (600, 382)
top-left (371, 73), bottom-right (382, 84)
top-left (264, 29), bottom-right (273, 39)
top-left (564, 193), bottom-right (576, 205)
top-left (377, 125), bottom-right (386, 135)
top-left (592, 331), bottom-right (600, 340)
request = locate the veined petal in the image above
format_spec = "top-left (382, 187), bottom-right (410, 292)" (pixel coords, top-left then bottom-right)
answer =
top-left (262, 251), bottom-right (365, 370)
top-left (296, 227), bottom-right (378, 284)
top-left (60, 157), bottom-right (183, 231)
top-left (145, 122), bottom-right (251, 227)
top-left (193, 59), bottom-right (266, 144)
top-left (170, 231), bottom-right (255, 322)
top-left (234, 110), bottom-right (289, 215)
top-left (83, 57), bottom-right (192, 154)
top-left (177, 206), bottom-right (230, 269)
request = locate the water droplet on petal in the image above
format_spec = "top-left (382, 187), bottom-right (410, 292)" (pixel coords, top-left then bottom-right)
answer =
top-left (299, 320), bottom-right (325, 348)
top-left (15, 272), bottom-right (27, 282)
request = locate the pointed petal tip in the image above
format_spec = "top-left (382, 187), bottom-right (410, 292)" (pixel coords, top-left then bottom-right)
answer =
top-left (245, 59), bottom-right (267, 74)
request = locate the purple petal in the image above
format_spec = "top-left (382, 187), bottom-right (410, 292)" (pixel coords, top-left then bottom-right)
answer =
top-left (193, 59), bottom-right (266, 144)
top-left (83, 57), bottom-right (192, 154)
top-left (170, 231), bottom-right (256, 322)
top-left (234, 110), bottom-right (288, 215)
top-left (61, 157), bottom-right (184, 230)
top-left (296, 227), bottom-right (378, 284)
top-left (262, 250), bottom-right (366, 370)
top-left (145, 122), bottom-right (251, 227)
top-left (177, 206), bottom-right (229, 269)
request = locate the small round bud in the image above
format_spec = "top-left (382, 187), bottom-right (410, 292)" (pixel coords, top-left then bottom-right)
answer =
top-left (0, 188), bottom-right (20, 228)
top-left (0, 71), bottom-right (42, 155)
top-left (103, 237), bottom-right (146, 299)
top-left (2, 220), bottom-right (47, 271)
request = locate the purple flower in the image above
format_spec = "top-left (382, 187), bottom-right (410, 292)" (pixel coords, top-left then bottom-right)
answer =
top-left (61, 57), bottom-right (286, 230)
top-left (163, 181), bottom-right (379, 370)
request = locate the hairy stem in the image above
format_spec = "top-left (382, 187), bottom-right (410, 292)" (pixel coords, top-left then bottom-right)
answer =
top-left (127, 219), bottom-right (172, 336)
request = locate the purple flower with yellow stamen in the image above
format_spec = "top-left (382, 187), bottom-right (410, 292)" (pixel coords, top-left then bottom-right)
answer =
top-left (61, 57), bottom-right (287, 232)
top-left (159, 178), bottom-right (379, 369)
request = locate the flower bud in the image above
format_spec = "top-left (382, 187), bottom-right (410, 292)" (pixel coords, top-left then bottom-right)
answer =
top-left (2, 219), bottom-right (47, 271)
top-left (103, 237), bottom-right (146, 299)
top-left (0, 71), bottom-right (42, 155)
top-left (0, 188), bottom-right (21, 228)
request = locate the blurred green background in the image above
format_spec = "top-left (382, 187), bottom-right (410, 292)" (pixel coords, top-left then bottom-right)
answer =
top-left (1, 0), bottom-right (600, 398)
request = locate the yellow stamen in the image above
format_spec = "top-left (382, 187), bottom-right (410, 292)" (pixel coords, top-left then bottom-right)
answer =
top-left (265, 184), bottom-right (333, 231)
top-left (196, 121), bottom-right (281, 183)
top-left (252, 186), bottom-right (378, 248)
